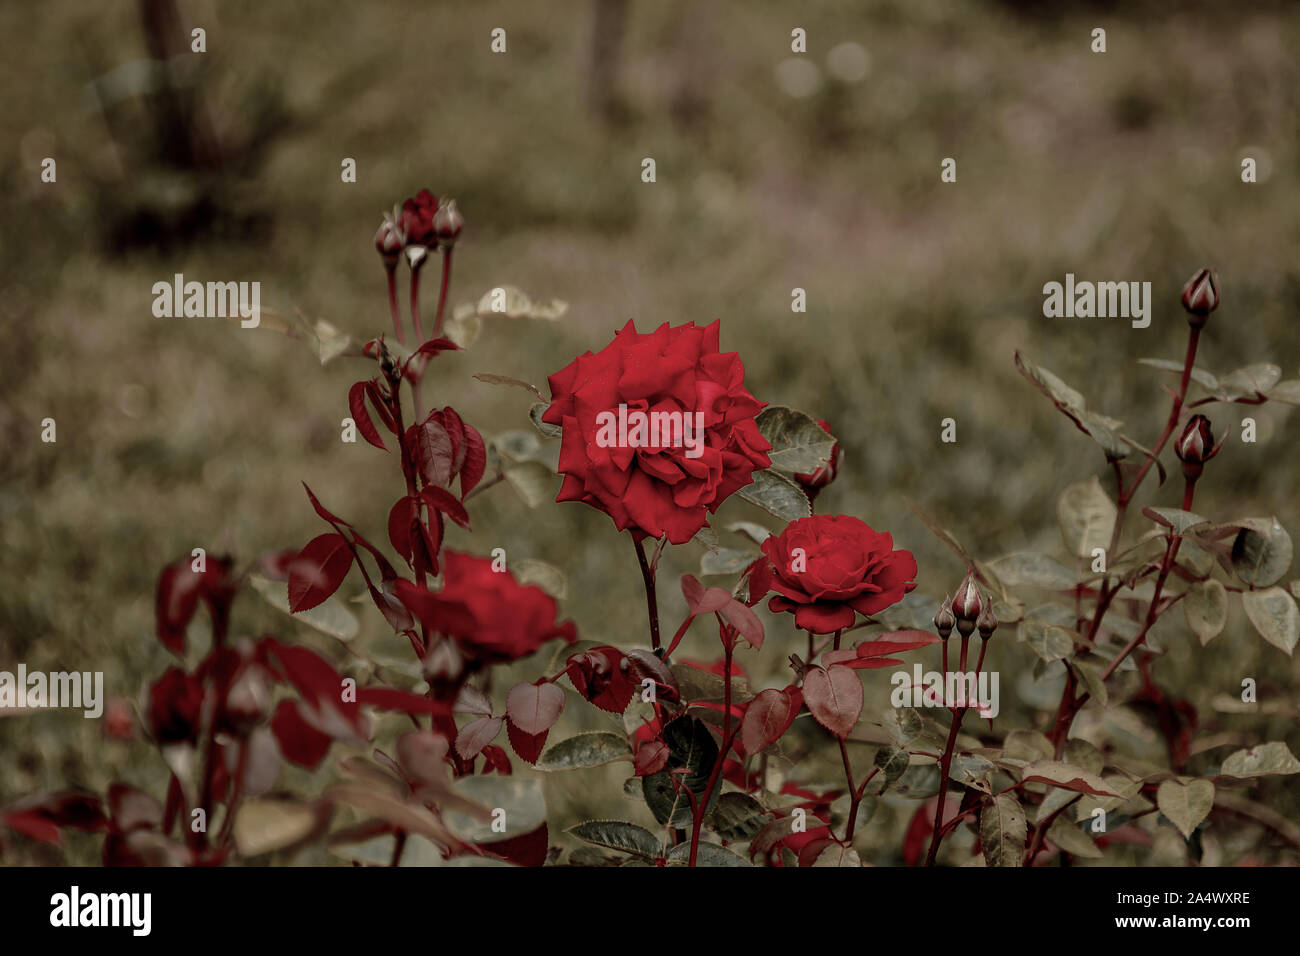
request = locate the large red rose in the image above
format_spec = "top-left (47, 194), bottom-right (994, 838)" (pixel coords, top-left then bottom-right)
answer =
top-left (748, 515), bottom-right (918, 634)
top-left (396, 551), bottom-right (576, 664)
top-left (542, 320), bottom-right (772, 544)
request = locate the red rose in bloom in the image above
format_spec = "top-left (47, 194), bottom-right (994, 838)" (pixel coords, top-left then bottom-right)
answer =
top-left (542, 320), bottom-right (772, 544)
top-left (399, 188), bottom-right (438, 247)
top-left (794, 419), bottom-right (839, 502)
top-left (396, 551), bottom-right (576, 664)
top-left (748, 515), bottom-right (918, 634)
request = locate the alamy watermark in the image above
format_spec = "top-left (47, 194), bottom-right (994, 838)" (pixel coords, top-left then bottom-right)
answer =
top-left (890, 664), bottom-right (1000, 718)
top-left (50, 886), bottom-right (151, 936)
top-left (0, 665), bottom-right (104, 718)
top-left (594, 403), bottom-right (706, 459)
top-left (1042, 273), bottom-right (1151, 329)
top-left (151, 273), bottom-right (260, 328)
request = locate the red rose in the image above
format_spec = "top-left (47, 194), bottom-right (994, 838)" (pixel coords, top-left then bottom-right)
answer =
top-left (794, 418), bottom-right (839, 502)
top-left (748, 515), bottom-right (918, 634)
top-left (542, 320), bottom-right (772, 544)
top-left (396, 551), bottom-right (576, 664)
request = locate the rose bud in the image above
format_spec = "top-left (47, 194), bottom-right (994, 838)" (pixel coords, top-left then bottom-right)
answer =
top-left (794, 419), bottom-right (840, 504)
top-left (950, 572), bottom-right (983, 637)
top-left (374, 219), bottom-right (403, 269)
top-left (102, 697), bottom-right (136, 741)
top-left (1180, 269), bottom-right (1219, 327)
top-left (933, 596), bottom-right (955, 640)
top-left (977, 594), bottom-right (998, 639)
top-left (433, 199), bottom-right (464, 245)
top-left (1176, 414), bottom-right (1215, 479)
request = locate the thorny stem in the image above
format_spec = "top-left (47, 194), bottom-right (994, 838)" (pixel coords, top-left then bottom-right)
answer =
top-left (1048, 324), bottom-right (1202, 754)
top-left (633, 534), bottom-right (662, 651)
top-left (924, 703), bottom-right (967, 866)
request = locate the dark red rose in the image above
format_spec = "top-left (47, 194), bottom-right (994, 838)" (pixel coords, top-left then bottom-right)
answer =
top-left (748, 515), bottom-right (918, 634)
top-left (154, 554), bottom-right (237, 654)
top-left (396, 551), bottom-right (577, 664)
top-left (147, 668), bottom-right (206, 744)
top-left (542, 320), bottom-right (772, 544)
top-left (399, 188), bottom-right (438, 247)
top-left (794, 418), bottom-right (839, 502)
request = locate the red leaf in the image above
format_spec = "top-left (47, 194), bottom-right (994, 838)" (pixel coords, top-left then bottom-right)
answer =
top-left (403, 337), bottom-right (461, 371)
top-left (388, 496), bottom-right (418, 563)
top-left (681, 574), bottom-right (731, 614)
top-left (454, 685), bottom-right (493, 717)
top-left (355, 687), bottom-right (452, 720)
top-left (460, 424), bottom-right (487, 497)
top-left (455, 716), bottom-right (503, 760)
top-left (823, 649), bottom-right (904, 670)
top-left (364, 381), bottom-right (398, 435)
top-left (634, 739), bottom-right (670, 776)
top-left (482, 821), bottom-right (548, 867)
top-left (802, 665), bottom-right (862, 738)
top-left (348, 381), bottom-right (387, 451)
top-left (505, 717), bottom-right (548, 765)
top-left (414, 420), bottom-right (455, 486)
top-left (421, 485), bottom-right (470, 529)
top-left (287, 533), bottom-right (353, 612)
top-left (505, 681), bottom-right (565, 736)
top-left (480, 744), bottom-right (512, 775)
top-left (854, 631), bottom-right (941, 657)
top-left (740, 687), bottom-right (801, 755)
top-left (721, 598), bottom-right (764, 649)
top-left (271, 700), bottom-right (333, 769)
top-left (302, 482), bottom-right (351, 530)
top-left (155, 562), bottom-right (203, 654)
top-left (902, 801), bottom-right (936, 866)
top-left (438, 407), bottom-right (468, 475)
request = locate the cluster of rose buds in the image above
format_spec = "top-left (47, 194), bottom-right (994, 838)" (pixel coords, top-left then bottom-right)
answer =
top-left (936, 571), bottom-right (997, 640)
top-left (372, 188), bottom-right (465, 347)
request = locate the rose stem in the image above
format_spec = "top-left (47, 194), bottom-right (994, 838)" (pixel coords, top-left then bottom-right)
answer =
top-left (633, 533), bottom-right (662, 650)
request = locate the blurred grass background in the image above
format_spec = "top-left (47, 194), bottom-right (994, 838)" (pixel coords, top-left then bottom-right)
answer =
top-left (2, 0), bottom-right (1299, 865)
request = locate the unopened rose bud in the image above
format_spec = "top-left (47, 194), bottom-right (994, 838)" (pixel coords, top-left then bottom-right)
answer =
top-left (794, 419), bottom-right (840, 504)
top-left (374, 219), bottom-right (403, 268)
top-left (933, 597), bottom-right (955, 640)
top-left (1176, 414), bottom-right (1215, 479)
top-left (977, 594), bottom-right (998, 639)
top-left (951, 572), bottom-right (983, 637)
top-left (1180, 269), bottom-right (1219, 327)
top-left (433, 199), bottom-right (464, 245)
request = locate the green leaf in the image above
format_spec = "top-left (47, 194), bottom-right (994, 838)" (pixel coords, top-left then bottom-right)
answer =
top-left (1047, 817), bottom-right (1103, 858)
top-left (979, 793), bottom-right (1027, 867)
top-left (442, 777), bottom-right (547, 844)
top-left (1058, 477), bottom-right (1117, 559)
top-left (1266, 380), bottom-right (1300, 404)
top-left (474, 285), bottom-right (568, 321)
top-left (1022, 761), bottom-right (1120, 796)
top-left (1216, 363), bottom-right (1282, 401)
top-left (1019, 617), bottom-right (1076, 663)
top-left (313, 319), bottom-right (353, 366)
top-left (232, 797), bottom-right (323, 857)
top-left (873, 746), bottom-right (911, 793)
top-left (248, 573), bottom-right (359, 641)
top-left (473, 372), bottom-right (544, 399)
top-left (644, 717), bottom-right (721, 826)
top-left (1137, 358), bottom-right (1219, 391)
top-left (1072, 656), bottom-right (1109, 705)
top-left (949, 755), bottom-right (995, 794)
top-left (642, 771), bottom-right (692, 827)
top-left (1219, 741), bottom-right (1300, 778)
top-left (667, 841), bottom-right (753, 867)
top-left (1002, 729), bottom-right (1054, 764)
top-left (724, 521), bottom-right (772, 545)
top-left (809, 844), bottom-right (861, 867)
top-left (1241, 586), bottom-right (1299, 655)
top-left (1015, 351), bottom-right (1130, 459)
top-left (700, 547), bottom-right (759, 576)
top-left (502, 459), bottom-right (557, 508)
top-left (1183, 579), bottom-right (1228, 645)
top-left (754, 406), bottom-right (836, 474)
top-left (529, 403), bottom-right (561, 439)
top-left (883, 707), bottom-right (924, 747)
top-left (708, 792), bottom-right (769, 841)
top-left (1156, 778), bottom-right (1214, 840)
top-left (536, 732), bottom-right (632, 771)
top-left (1144, 507), bottom-right (1209, 536)
top-left (989, 552), bottom-right (1077, 590)
top-left (568, 820), bottom-right (660, 859)
top-left (738, 468), bottom-right (811, 523)
top-left (1231, 518), bottom-right (1293, 588)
